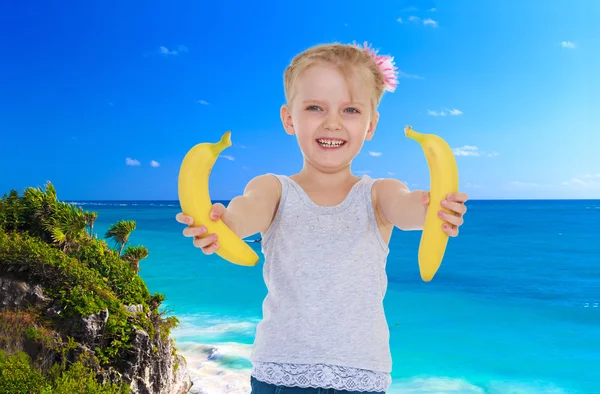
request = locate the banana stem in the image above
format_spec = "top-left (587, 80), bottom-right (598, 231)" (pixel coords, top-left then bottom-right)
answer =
top-left (404, 125), bottom-right (425, 143)
top-left (213, 131), bottom-right (233, 154)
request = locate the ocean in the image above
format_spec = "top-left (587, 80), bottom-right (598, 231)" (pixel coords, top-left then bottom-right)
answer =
top-left (75, 199), bottom-right (600, 394)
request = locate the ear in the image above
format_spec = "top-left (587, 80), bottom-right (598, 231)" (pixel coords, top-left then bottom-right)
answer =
top-left (280, 104), bottom-right (295, 136)
top-left (365, 110), bottom-right (379, 141)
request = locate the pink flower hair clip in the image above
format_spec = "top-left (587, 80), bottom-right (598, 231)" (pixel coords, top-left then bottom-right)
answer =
top-left (354, 41), bottom-right (399, 93)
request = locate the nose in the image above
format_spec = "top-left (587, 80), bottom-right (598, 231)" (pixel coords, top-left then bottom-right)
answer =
top-left (323, 113), bottom-right (342, 131)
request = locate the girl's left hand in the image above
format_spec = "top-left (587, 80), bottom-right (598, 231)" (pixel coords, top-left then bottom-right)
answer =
top-left (421, 191), bottom-right (469, 237)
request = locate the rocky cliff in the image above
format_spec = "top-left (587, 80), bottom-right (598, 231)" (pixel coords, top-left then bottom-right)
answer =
top-left (0, 183), bottom-right (193, 393)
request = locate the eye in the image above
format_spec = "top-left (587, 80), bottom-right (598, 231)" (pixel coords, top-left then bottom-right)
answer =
top-left (306, 105), bottom-right (322, 111)
top-left (345, 107), bottom-right (360, 113)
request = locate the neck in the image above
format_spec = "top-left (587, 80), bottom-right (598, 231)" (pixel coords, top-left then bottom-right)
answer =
top-left (295, 160), bottom-right (359, 188)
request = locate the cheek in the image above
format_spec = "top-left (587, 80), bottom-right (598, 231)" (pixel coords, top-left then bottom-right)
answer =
top-left (346, 117), bottom-right (371, 136)
top-left (294, 114), bottom-right (319, 134)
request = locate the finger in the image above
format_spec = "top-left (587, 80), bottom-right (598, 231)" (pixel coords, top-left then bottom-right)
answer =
top-left (183, 226), bottom-right (207, 237)
top-left (209, 203), bottom-right (226, 221)
top-left (448, 192), bottom-right (469, 203)
top-left (421, 191), bottom-right (430, 205)
top-left (438, 210), bottom-right (464, 227)
top-left (441, 200), bottom-right (467, 215)
top-left (193, 233), bottom-right (217, 249)
top-left (443, 223), bottom-right (459, 237)
top-left (176, 213), bottom-right (193, 225)
top-left (201, 239), bottom-right (220, 255)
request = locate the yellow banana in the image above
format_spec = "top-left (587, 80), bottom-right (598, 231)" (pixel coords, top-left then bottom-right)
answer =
top-left (177, 131), bottom-right (259, 267)
top-left (404, 125), bottom-right (459, 282)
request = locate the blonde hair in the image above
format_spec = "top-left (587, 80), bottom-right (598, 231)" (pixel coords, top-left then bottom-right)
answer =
top-left (283, 42), bottom-right (387, 110)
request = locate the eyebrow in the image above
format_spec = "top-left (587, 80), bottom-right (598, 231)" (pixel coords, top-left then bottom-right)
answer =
top-left (301, 99), bottom-right (367, 107)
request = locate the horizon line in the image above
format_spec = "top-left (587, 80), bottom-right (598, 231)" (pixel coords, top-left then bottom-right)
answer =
top-left (63, 198), bottom-right (600, 202)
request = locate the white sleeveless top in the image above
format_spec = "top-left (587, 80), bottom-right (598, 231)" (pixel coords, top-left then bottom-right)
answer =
top-left (250, 174), bottom-right (392, 392)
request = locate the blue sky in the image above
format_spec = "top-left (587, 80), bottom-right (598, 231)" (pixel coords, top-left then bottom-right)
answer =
top-left (1, 0), bottom-right (598, 200)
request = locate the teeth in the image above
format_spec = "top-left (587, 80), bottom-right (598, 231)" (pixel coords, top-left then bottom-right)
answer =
top-left (317, 139), bottom-right (345, 147)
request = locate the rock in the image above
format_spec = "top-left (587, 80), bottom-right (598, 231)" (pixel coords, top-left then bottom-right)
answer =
top-left (0, 277), bottom-right (50, 308)
top-left (125, 304), bottom-right (144, 314)
top-left (80, 309), bottom-right (109, 345)
top-left (120, 328), bottom-right (193, 394)
top-left (0, 277), bottom-right (193, 394)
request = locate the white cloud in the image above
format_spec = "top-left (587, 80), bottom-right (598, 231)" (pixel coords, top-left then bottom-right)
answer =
top-left (561, 41), bottom-right (576, 49)
top-left (399, 70), bottom-right (424, 79)
top-left (406, 15), bottom-right (438, 27)
top-left (387, 171), bottom-right (396, 175)
top-left (126, 158), bottom-right (141, 166)
top-left (428, 109), bottom-right (446, 116)
top-left (197, 100), bottom-right (209, 105)
top-left (397, 17), bottom-right (403, 23)
top-left (150, 160), bottom-right (160, 167)
top-left (423, 18), bottom-right (439, 27)
top-left (452, 146), bottom-right (499, 158)
top-left (429, 107), bottom-right (462, 116)
top-left (509, 175), bottom-right (600, 189)
top-left (429, 7), bottom-right (437, 11)
top-left (355, 170), bottom-right (371, 174)
top-left (562, 176), bottom-right (600, 187)
top-left (369, 151), bottom-right (382, 157)
top-left (570, 178), bottom-right (587, 185)
top-left (453, 145), bottom-right (480, 156)
top-left (159, 45), bottom-right (188, 56)
top-left (220, 155), bottom-right (235, 161)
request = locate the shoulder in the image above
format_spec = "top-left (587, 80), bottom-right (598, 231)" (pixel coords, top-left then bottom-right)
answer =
top-left (244, 173), bottom-right (282, 201)
top-left (372, 177), bottom-right (410, 200)
top-left (371, 177), bottom-right (411, 225)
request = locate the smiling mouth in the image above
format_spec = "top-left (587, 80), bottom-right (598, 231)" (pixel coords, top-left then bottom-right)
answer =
top-left (316, 138), bottom-right (347, 148)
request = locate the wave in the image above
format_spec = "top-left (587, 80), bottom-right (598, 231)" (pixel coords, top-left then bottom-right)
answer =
top-left (171, 315), bottom-right (580, 394)
top-left (388, 376), bottom-right (575, 394)
top-left (172, 313), bottom-right (259, 340)
top-left (177, 342), bottom-right (252, 394)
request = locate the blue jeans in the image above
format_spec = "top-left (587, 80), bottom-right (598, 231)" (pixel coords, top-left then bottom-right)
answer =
top-left (250, 376), bottom-right (386, 394)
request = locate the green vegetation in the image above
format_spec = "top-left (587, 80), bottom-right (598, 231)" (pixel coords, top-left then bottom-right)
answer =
top-left (0, 182), bottom-right (180, 393)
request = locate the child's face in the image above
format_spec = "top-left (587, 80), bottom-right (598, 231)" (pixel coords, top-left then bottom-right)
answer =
top-left (281, 64), bottom-right (379, 173)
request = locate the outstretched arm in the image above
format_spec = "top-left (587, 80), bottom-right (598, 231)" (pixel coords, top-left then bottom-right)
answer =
top-left (176, 174), bottom-right (281, 253)
top-left (374, 178), bottom-right (469, 235)
top-left (223, 174), bottom-right (281, 238)
top-left (374, 178), bottom-right (428, 230)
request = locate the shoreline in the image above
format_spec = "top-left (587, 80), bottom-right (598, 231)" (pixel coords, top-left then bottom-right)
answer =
top-left (175, 341), bottom-right (252, 394)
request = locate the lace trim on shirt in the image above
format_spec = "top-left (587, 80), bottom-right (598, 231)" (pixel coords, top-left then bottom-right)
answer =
top-left (251, 361), bottom-right (391, 392)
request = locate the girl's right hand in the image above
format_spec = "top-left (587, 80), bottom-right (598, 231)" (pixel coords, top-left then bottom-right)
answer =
top-left (175, 203), bottom-right (226, 255)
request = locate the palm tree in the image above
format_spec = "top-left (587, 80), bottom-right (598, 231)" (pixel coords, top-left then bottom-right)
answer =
top-left (48, 201), bottom-right (87, 252)
top-left (122, 245), bottom-right (149, 274)
top-left (22, 181), bottom-right (59, 241)
top-left (83, 211), bottom-right (98, 236)
top-left (0, 189), bottom-right (23, 231)
top-left (104, 220), bottom-right (136, 255)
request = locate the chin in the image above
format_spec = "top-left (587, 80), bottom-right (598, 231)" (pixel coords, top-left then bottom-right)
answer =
top-left (305, 156), bottom-right (354, 174)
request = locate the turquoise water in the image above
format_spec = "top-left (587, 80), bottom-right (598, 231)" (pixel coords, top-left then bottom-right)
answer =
top-left (77, 199), bottom-right (600, 393)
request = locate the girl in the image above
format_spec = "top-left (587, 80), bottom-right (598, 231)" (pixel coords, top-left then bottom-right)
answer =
top-left (176, 42), bottom-right (468, 394)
